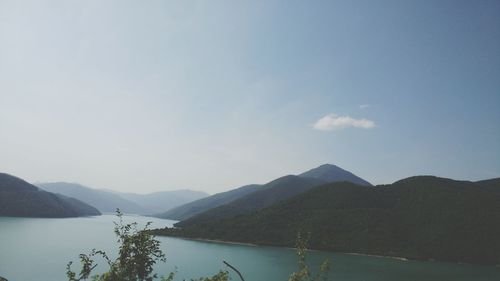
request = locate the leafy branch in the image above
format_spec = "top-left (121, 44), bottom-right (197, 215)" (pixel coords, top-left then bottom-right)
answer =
top-left (67, 210), bottom-right (330, 281)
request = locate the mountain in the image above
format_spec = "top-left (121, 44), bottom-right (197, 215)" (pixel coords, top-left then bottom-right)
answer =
top-left (38, 182), bottom-right (150, 214)
top-left (51, 193), bottom-right (102, 216)
top-left (155, 184), bottom-right (262, 220)
top-left (175, 175), bottom-right (326, 227)
top-left (38, 182), bottom-right (209, 215)
top-left (299, 164), bottom-right (372, 186)
top-left (157, 164), bottom-right (371, 221)
top-left (153, 176), bottom-right (500, 265)
top-left (113, 190), bottom-right (209, 214)
top-left (475, 178), bottom-right (500, 193)
top-left (0, 173), bottom-right (101, 218)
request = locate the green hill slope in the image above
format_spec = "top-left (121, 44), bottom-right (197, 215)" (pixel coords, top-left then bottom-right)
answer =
top-left (0, 173), bottom-right (101, 218)
top-left (157, 164), bottom-right (371, 221)
top-left (175, 175), bottom-right (326, 227)
top-left (155, 184), bottom-right (262, 220)
top-left (153, 176), bottom-right (500, 265)
top-left (475, 178), bottom-right (500, 193)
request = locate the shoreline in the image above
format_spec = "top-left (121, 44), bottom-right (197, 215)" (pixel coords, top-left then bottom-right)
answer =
top-left (344, 252), bottom-right (408, 261)
top-left (157, 234), bottom-right (499, 267)
top-left (177, 237), bottom-right (258, 247)
top-left (168, 236), bottom-right (409, 262)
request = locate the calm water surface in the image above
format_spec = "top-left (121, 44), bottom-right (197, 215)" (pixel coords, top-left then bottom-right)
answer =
top-left (0, 215), bottom-right (498, 281)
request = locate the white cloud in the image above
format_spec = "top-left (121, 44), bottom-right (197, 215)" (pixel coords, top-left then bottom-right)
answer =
top-left (313, 114), bottom-right (376, 131)
top-left (359, 104), bottom-right (371, 109)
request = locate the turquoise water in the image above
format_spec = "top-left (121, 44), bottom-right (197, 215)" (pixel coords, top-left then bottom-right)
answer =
top-left (0, 215), bottom-right (498, 281)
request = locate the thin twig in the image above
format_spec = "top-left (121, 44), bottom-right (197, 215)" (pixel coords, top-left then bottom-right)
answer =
top-left (223, 260), bottom-right (245, 281)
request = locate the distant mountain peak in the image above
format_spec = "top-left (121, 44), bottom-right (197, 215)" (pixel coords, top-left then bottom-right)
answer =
top-left (318, 163), bottom-right (341, 168)
top-left (299, 164), bottom-right (372, 186)
top-left (305, 163), bottom-right (345, 172)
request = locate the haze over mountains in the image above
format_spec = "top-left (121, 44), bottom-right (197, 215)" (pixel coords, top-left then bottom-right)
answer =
top-left (38, 182), bottom-right (208, 215)
top-left (115, 190), bottom-right (208, 214)
top-left (0, 173), bottom-right (100, 218)
top-left (0, 164), bottom-right (371, 219)
top-left (157, 164), bottom-right (371, 221)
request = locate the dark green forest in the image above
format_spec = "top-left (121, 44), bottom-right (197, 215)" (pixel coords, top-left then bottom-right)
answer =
top-left (153, 176), bottom-right (500, 265)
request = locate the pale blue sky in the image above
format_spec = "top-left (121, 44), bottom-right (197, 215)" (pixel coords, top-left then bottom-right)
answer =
top-left (1, 0), bottom-right (499, 193)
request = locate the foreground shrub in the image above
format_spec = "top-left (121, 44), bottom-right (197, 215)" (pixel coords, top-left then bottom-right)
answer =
top-left (67, 211), bottom-right (329, 281)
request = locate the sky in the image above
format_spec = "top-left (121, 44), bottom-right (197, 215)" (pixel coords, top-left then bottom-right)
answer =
top-left (1, 0), bottom-right (499, 194)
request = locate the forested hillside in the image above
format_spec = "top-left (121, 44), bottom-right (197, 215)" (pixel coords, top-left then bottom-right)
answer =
top-left (0, 173), bottom-right (101, 218)
top-left (153, 176), bottom-right (500, 265)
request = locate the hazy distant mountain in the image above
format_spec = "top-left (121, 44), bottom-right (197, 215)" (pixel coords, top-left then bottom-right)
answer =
top-left (112, 190), bottom-right (209, 214)
top-left (38, 182), bottom-right (149, 214)
top-left (0, 173), bottom-right (100, 218)
top-left (155, 184), bottom-right (262, 220)
top-left (51, 193), bottom-right (102, 216)
top-left (38, 182), bottom-right (209, 215)
top-left (299, 164), bottom-right (372, 186)
top-left (158, 164), bottom-right (371, 221)
top-left (154, 176), bottom-right (500, 265)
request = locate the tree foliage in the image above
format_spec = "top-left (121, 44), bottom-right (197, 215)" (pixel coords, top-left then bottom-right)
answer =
top-left (67, 211), bottom-right (330, 281)
top-left (288, 233), bottom-right (331, 281)
top-left (66, 209), bottom-right (229, 281)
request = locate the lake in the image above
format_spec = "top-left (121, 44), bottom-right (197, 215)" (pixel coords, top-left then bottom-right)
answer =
top-left (0, 215), bottom-right (498, 281)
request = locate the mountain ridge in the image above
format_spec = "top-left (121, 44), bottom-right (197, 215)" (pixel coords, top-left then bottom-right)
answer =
top-left (175, 175), bottom-right (326, 227)
top-left (156, 164), bottom-right (371, 221)
top-left (155, 184), bottom-right (262, 220)
top-left (0, 173), bottom-right (101, 218)
top-left (299, 164), bottom-right (372, 186)
top-left (38, 182), bottom-right (208, 215)
top-left (38, 182), bottom-right (150, 214)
